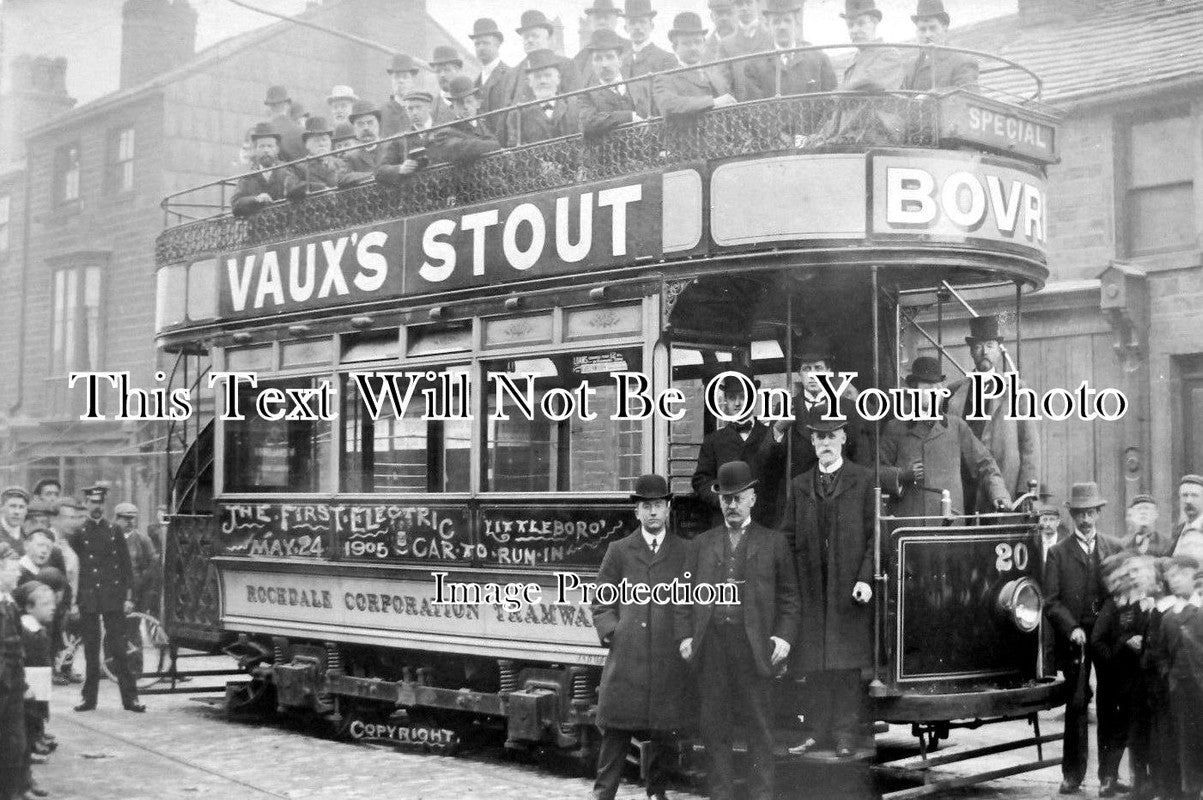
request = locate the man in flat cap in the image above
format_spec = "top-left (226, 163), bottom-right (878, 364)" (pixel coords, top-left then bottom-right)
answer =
top-left (946, 315), bottom-right (1041, 512)
top-left (427, 76), bottom-right (503, 167)
top-left (780, 418), bottom-right (875, 758)
top-left (115, 503), bottom-right (158, 618)
top-left (506, 49), bottom-right (582, 145)
top-left (692, 368), bottom-right (785, 528)
top-left (677, 461), bottom-right (800, 800)
top-left (1171, 474), bottom-right (1203, 561)
top-left (381, 54), bottom-right (423, 138)
top-left (878, 356), bottom-right (1009, 519)
top-left (469, 19), bottom-right (513, 138)
top-left (325, 84), bottom-right (358, 126)
top-left (1124, 494), bottom-right (1171, 557)
top-left (506, 11), bottom-right (580, 112)
top-left (231, 123), bottom-right (294, 216)
top-left (263, 84), bottom-right (305, 162)
top-left (338, 100), bottom-right (403, 187)
top-left (579, 28), bottom-right (653, 138)
top-left (901, 0), bottom-right (978, 92)
top-left (1044, 482), bottom-right (1120, 794)
top-left (590, 474), bottom-right (690, 800)
top-left (0, 488), bottom-right (28, 557)
top-left (743, 0), bottom-right (836, 102)
top-left (70, 485), bottom-right (143, 713)
top-left (575, 0), bottom-right (630, 87)
top-left (31, 479), bottom-right (61, 508)
top-left (654, 12), bottom-right (737, 119)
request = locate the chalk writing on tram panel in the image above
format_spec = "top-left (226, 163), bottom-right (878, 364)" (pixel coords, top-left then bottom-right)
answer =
top-left (480, 507), bottom-right (629, 567)
top-left (220, 503), bottom-right (331, 559)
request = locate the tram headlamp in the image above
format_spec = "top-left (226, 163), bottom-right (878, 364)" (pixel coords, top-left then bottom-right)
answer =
top-left (996, 577), bottom-right (1043, 633)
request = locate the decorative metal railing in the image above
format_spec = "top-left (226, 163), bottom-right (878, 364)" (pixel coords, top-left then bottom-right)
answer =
top-left (156, 43), bottom-right (1051, 266)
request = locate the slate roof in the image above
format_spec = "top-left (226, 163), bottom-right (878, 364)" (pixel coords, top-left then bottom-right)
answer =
top-left (950, 0), bottom-right (1203, 107)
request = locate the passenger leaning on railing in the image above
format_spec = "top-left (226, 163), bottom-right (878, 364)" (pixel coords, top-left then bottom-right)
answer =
top-left (337, 100), bottom-right (405, 188)
top-left (425, 76), bottom-right (502, 167)
top-left (286, 117), bottom-right (344, 200)
top-left (573, 0), bottom-right (627, 87)
top-left (901, 0), bottom-right (979, 92)
top-left (579, 29), bottom-right (652, 138)
top-left (230, 122), bottom-right (294, 217)
top-left (707, 0), bottom-right (773, 100)
top-left (376, 92), bottom-right (435, 186)
top-left (743, 0), bottom-right (836, 101)
top-left (507, 11), bottom-right (581, 112)
top-left (506, 49), bottom-right (583, 145)
top-left (653, 12), bottom-right (737, 117)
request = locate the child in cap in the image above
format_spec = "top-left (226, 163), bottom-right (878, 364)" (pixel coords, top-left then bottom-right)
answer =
top-left (16, 580), bottom-right (55, 779)
top-left (1090, 553), bottom-right (1142, 796)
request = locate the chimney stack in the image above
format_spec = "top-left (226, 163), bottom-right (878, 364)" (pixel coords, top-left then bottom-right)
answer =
top-left (120, 0), bottom-right (198, 89)
top-left (0, 55), bottom-right (76, 164)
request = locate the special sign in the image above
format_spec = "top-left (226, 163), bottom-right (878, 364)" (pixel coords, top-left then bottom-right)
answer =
top-left (870, 152), bottom-right (1048, 258)
top-left (940, 94), bottom-right (1058, 164)
top-left (219, 175), bottom-right (662, 317)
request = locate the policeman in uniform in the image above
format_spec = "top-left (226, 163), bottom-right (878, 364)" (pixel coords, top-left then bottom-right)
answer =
top-left (70, 485), bottom-right (143, 712)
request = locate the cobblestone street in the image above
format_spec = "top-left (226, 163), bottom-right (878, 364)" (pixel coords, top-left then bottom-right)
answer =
top-left (27, 660), bottom-right (1091, 800)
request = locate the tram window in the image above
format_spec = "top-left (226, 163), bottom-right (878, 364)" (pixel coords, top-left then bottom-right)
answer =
top-left (341, 330), bottom-right (400, 363)
top-left (340, 368), bottom-right (470, 493)
top-left (225, 344), bottom-right (273, 372)
top-left (483, 348), bottom-right (643, 493)
top-left (407, 323), bottom-right (472, 357)
top-left (223, 377), bottom-right (331, 493)
top-left (281, 338), bottom-right (332, 369)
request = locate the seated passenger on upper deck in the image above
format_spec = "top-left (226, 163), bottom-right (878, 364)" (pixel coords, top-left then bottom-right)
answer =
top-left (337, 100), bottom-right (403, 188)
top-left (652, 13), bottom-right (737, 117)
top-left (325, 84), bottom-right (358, 126)
top-left (426, 76), bottom-right (503, 167)
top-left (505, 49), bottom-right (582, 145)
top-left (743, 0), bottom-right (836, 100)
top-left (429, 45), bottom-right (466, 126)
top-left (375, 91), bottom-right (432, 186)
top-left (263, 84), bottom-right (306, 163)
top-left (901, 0), bottom-right (979, 92)
top-left (231, 122), bottom-right (293, 217)
top-left (287, 117), bottom-right (344, 199)
top-left (579, 29), bottom-right (652, 138)
top-left (381, 54), bottom-right (422, 138)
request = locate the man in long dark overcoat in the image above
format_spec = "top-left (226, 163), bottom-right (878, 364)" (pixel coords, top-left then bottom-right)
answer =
top-left (591, 474), bottom-right (690, 800)
top-left (70, 486), bottom-right (143, 713)
top-left (676, 461), bottom-right (800, 800)
top-left (780, 418), bottom-right (875, 758)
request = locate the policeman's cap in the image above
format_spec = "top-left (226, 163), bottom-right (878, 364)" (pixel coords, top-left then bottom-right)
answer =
top-left (82, 484), bottom-right (109, 501)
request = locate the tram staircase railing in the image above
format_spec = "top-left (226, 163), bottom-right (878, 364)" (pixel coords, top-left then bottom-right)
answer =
top-left (164, 350), bottom-right (214, 515)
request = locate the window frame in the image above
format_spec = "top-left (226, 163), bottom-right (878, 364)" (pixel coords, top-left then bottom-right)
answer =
top-left (48, 262), bottom-right (103, 376)
top-left (53, 141), bottom-right (82, 206)
top-left (1117, 104), bottom-right (1199, 258)
top-left (106, 126), bottom-right (136, 195)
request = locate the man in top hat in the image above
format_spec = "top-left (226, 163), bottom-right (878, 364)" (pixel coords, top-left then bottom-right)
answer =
top-left (677, 461), bottom-right (799, 800)
top-left (70, 485), bottom-right (143, 713)
top-left (506, 49), bottom-right (582, 145)
top-left (901, 0), bottom-right (978, 92)
top-left (429, 45), bottom-right (467, 126)
top-left (654, 12), bottom-right (737, 118)
top-left (381, 53), bottom-right (423, 138)
top-left (287, 117), bottom-right (344, 198)
top-left (338, 100), bottom-right (403, 187)
top-left (622, 0), bottom-right (677, 79)
top-left (692, 369), bottom-right (786, 528)
top-left (263, 84), bottom-right (305, 162)
top-left (1125, 494), bottom-right (1171, 557)
top-left (878, 356), bottom-right (1009, 519)
top-left (1034, 498), bottom-right (1068, 676)
top-left (0, 488), bottom-right (28, 557)
top-left (427, 76), bottom-right (503, 167)
top-left (469, 18), bottom-right (513, 138)
top-left (1044, 482), bottom-right (1121, 794)
top-left (325, 84), bottom-right (359, 126)
top-left (780, 418), bottom-right (876, 759)
top-left (590, 474), bottom-right (690, 800)
top-left (1170, 474), bottom-right (1203, 561)
top-left (579, 28), bottom-right (653, 138)
top-left (231, 122), bottom-right (294, 216)
top-left (945, 315), bottom-right (1041, 512)
top-left (575, 0), bottom-right (631, 86)
top-left (766, 334), bottom-right (870, 487)
top-left (743, 0), bottom-right (836, 101)
top-left (702, 0), bottom-right (738, 61)
top-left (506, 11), bottom-right (580, 110)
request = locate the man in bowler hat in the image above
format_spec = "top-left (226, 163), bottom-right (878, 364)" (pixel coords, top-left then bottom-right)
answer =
top-left (427, 77), bottom-right (503, 167)
top-left (579, 28), bottom-right (654, 138)
top-left (677, 461), bottom-right (800, 800)
top-left (231, 123), bottom-right (293, 216)
top-left (506, 11), bottom-right (581, 111)
top-left (381, 54), bottom-right (422, 138)
top-left (742, 0), bottom-right (836, 101)
top-left (654, 12), bottom-right (737, 118)
top-left (591, 474), bottom-right (690, 800)
top-left (70, 485), bottom-right (143, 713)
top-left (780, 418), bottom-right (875, 758)
top-left (1044, 482), bottom-right (1121, 794)
top-left (469, 19), bottom-right (513, 137)
top-left (574, 0), bottom-right (630, 86)
top-left (901, 0), bottom-right (979, 91)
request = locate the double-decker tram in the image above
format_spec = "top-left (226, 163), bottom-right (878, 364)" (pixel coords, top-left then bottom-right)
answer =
top-left (154, 43), bottom-right (1063, 790)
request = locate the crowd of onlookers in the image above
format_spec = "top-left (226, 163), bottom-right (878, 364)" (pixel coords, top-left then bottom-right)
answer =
top-left (229, 0), bottom-right (979, 216)
top-left (0, 480), bottom-right (161, 800)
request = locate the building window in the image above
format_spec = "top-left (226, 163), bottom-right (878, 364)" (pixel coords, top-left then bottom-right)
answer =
top-left (1123, 109), bottom-right (1196, 255)
top-left (50, 265), bottom-right (101, 374)
top-left (107, 127), bottom-right (135, 193)
top-left (54, 143), bottom-right (81, 204)
top-left (0, 195), bottom-right (9, 252)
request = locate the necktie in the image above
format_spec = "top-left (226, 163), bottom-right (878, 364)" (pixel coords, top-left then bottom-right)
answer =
top-left (819, 470), bottom-right (835, 494)
top-left (728, 527), bottom-right (744, 552)
top-left (542, 103), bottom-right (555, 118)
top-left (649, 537), bottom-right (659, 555)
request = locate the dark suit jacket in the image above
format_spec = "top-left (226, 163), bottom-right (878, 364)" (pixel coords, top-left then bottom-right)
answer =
top-left (711, 27), bottom-right (774, 101)
top-left (579, 79), bottom-right (652, 138)
top-left (592, 528), bottom-right (691, 731)
top-left (780, 461), bottom-right (875, 674)
top-left (337, 140), bottom-right (402, 186)
top-left (231, 167), bottom-right (293, 216)
top-left (70, 518), bottom-right (133, 614)
top-left (268, 113), bottom-right (305, 162)
top-left (675, 520), bottom-right (801, 678)
top-left (507, 53), bottom-right (581, 107)
top-left (1043, 533), bottom-right (1120, 668)
top-left (506, 97), bottom-right (581, 144)
top-left (692, 423), bottom-right (785, 528)
top-left (380, 96), bottom-right (409, 138)
top-left (574, 41), bottom-right (634, 88)
top-left (427, 120), bottom-right (502, 166)
top-left (477, 61), bottom-right (514, 137)
top-left (902, 48), bottom-right (979, 92)
top-left (743, 46), bottom-right (837, 100)
top-left (624, 42), bottom-right (677, 78)
top-left (653, 65), bottom-right (730, 117)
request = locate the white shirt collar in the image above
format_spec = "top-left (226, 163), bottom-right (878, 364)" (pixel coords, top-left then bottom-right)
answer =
top-left (1075, 531), bottom-right (1096, 552)
top-left (726, 517), bottom-right (752, 532)
top-left (641, 527), bottom-right (664, 548)
top-left (632, 39), bottom-right (652, 54)
top-left (1183, 515), bottom-right (1203, 532)
top-left (818, 457), bottom-right (844, 475)
top-left (479, 58), bottom-right (502, 83)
